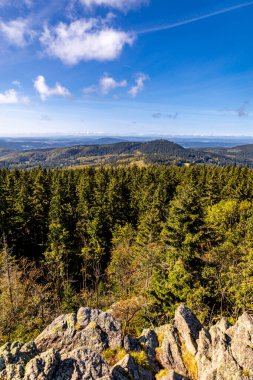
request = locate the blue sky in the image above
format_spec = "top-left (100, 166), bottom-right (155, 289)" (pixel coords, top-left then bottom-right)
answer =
top-left (0, 0), bottom-right (253, 136)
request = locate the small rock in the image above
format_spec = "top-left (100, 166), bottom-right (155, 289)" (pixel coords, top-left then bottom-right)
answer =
top-left (35, 313), bottom-right (77, 353)
top-left (138, 329), bottom-right (158, 362)
top-left (59, 348), bottom-right (111, 380)
top-left (209, 326), bottom-right (243, 380)
top-left (228, 313), bottom-right (253, 374)
top-left (175, 305), bottom-right (202, 356)
top-left (24, 348), bottom-right (111, 380)
top-left (24, 348), bottom-right (60, 380)
top-left (124, 335), bottom-right (140, 352)
top-left (35, 308), bottom-right (122, 356)
top-left (215, 318), bottom-right (231, 333)
top-left (112, 354), bottom-right (153, 380)
top-left (159, 325), bottom-right (187, 376)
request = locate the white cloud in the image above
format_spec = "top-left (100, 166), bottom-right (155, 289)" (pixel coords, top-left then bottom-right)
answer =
top-left (83, 74), bottom-right (127, 96)
top-left (0, 89), bottom-right (29, 105)
top-left (80, 0), bottom-right (148, 11)
top-left (0, 18), bottom-right (34, 46)
top-left (34, 75), bottom-right (70, 101)
top-left (40, 18), bottom-right (134, 65)
top-left (129, 73), bottom-right (149, 97)
top-left (100, 74), bottom-right (127, 94)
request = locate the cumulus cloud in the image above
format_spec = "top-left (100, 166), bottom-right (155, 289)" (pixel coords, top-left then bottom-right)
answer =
top-left (83, 74), bottom-right (127, 96)
top-left (80, 0), bottom-right (148, 11)
top-left (34, 75), bottom-right (70, 101)
top-left (100, 74), bottom-right (127, 94)
top-left (0, 18), bottom-right (34, 46)
top-left (128, 73), bottom-right (149, 97)
top-left (0, 89), bottom-right (29, 105)
top-left (40, 18), bottom-right (134, 65)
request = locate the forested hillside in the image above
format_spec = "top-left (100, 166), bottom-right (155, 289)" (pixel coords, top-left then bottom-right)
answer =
top-left (0, 165), bottom-right (253, 344)
top-left (0, 140), bottom-right (189, 168)
top-left (2, 139), bottom-right (253, 168)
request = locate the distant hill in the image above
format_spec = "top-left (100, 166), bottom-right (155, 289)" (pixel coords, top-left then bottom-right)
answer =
top-left (0, 140), bottom-right (188, 168)
top-left (224, 145), bottom-right (253, 157)
top-left (1, 139), bottom-right (253, 168)
top-left (201, 144), bottom-right (253, 165)
top-left (0, 137), bottom-right (128, 151)
top-left (0, 147), bottom-right (13, 157)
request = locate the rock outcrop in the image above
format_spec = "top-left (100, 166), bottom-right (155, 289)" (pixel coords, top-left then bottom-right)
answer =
top-left (112, 354), bottom-right (153, 380)
top-left (35, 307), bottom-right (122, 355)
top-left (0, 305), bottom-right (252, 379)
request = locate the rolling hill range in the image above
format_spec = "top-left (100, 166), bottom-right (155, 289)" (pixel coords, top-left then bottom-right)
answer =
top-left (0, 139), bottom-right (253, 168)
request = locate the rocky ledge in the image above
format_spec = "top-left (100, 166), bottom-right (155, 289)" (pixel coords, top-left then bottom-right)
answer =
top-left (0, 305), bottom-right (252, 379)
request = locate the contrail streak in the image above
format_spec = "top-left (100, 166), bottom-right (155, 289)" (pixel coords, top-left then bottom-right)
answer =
top-left (137, 1), bottom-right (253, 35)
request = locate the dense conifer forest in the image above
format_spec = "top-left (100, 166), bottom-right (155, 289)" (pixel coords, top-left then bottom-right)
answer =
top-left (0, 165), bottom-right (252, 344)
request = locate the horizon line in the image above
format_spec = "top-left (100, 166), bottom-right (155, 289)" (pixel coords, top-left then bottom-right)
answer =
top-left (1, 134), bottom-right (253, 138)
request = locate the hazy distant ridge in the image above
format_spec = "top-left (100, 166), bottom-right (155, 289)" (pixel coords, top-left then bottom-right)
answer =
top-left (1, 139), bottom-right (253, 168)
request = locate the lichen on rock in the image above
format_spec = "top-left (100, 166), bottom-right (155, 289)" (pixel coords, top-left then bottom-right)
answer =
top-left (0, 305), bottom-right (252, 379)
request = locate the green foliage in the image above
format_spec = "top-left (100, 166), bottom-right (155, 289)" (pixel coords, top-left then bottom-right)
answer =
top-left (61, 282), bottom-right (79, 313)
top-left (130, 350), bottom-right (150, 370)
top-left (102, 348), bottom-right (127, 366)
top-left (0, 165), bottom-right (253, 343)
top-left (107, 224), bottom-right (136, 298)
top-left (162, 181), bottom-right (204, 255)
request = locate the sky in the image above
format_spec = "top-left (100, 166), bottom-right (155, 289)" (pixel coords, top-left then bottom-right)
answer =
top-left (0, 0), bottom-right (253, 136)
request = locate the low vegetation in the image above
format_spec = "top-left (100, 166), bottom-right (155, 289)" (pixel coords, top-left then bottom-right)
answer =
top-left (130, 350), bottom-right (151, 370)
top-left (102, 348), bottom-right (127, 366)
top-left (181, 342), bottom-right (198, 380)
top-left (155, 369), bottom-right (169, 379)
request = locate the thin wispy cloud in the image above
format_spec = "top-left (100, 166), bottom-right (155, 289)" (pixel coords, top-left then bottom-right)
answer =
top-left (40, 114), bottom-right (52, 121)
top-left (152, 112), bottom-right (178, 120)
top-left (80, 0), bottom-right (148, 12)
top-left (237, 101), bottom-right (249, 117)
top-left (129, 73), bottom-right (149, 97)
top-left (12, 80), bottom-right (21, 88)
top-left (0, 0), bottom-right (33, 7)
top-left (218, 101), bottom-right (250, 118)
top-left (138, 1), bottom-right (253, 34)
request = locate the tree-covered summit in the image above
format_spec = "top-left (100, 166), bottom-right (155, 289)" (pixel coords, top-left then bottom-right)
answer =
top-left (2, 140), bottom-right (253, 168)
